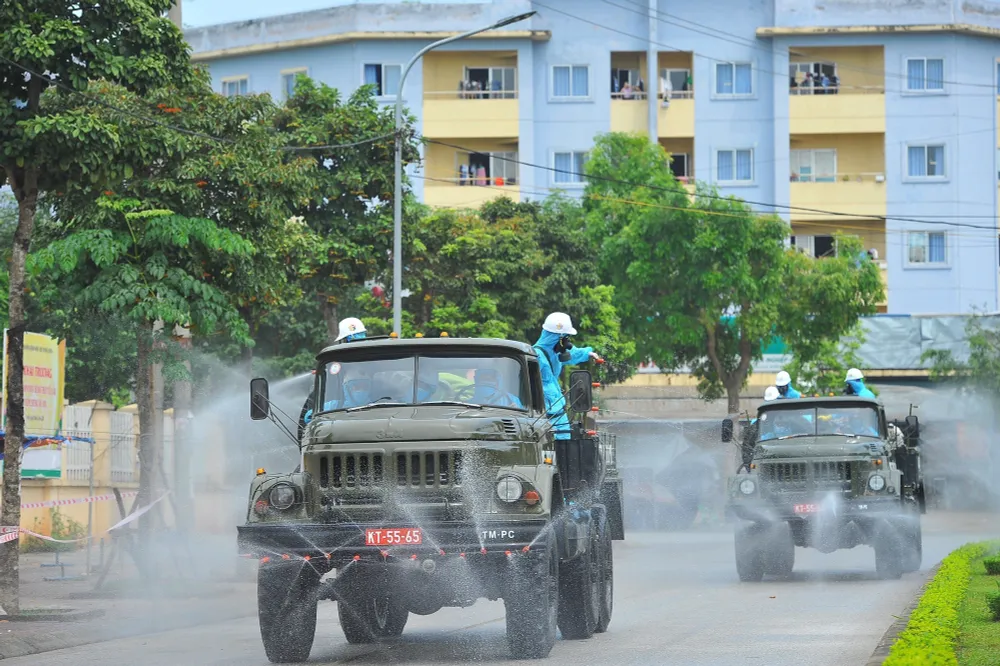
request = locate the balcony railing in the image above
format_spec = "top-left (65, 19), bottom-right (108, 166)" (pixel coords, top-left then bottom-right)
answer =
top-left (610, 90), bottom-right (694, 100)
top-left (425, 89), bottom-right (519, 100)
top-left (790, 84), bottom-right (884, 95)
top-left (790, 171), bottom-right (885, 183)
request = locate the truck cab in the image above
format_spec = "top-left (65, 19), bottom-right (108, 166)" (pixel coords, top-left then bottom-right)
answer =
top-left (240, 336), bottom-right (623, 662)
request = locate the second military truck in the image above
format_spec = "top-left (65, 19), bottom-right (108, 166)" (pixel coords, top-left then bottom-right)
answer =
top-left (723, 396), bottom-right (924, 581)
top-left (240, 336), bottom-right (624, 662)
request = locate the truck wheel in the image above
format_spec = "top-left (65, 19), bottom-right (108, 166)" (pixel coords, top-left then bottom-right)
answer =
top-left (338, 591), bottom-right (409, 644)
top-left (764, 523), bottom-right (795, 577)
top-left (874, 523), bottom-right (903, 580)
top-left (505, 539), bottom-right (559, 658)
top-left (735, 523), bottom-right (766, 582)
top-left (558, 523), bottom-right (600, 640)
top-left (257, 562), bottom-right (320, 663)
top-left (595, 519), bottom-right (614, 633)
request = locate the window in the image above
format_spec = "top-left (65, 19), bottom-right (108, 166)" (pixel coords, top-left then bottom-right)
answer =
top-left (553, 151), bottom-right (588, 184)
top-left (790, 149), bottom-right (837, 182)
top-left (659, 68), bottom-right (692, 98)
top-left (905, 58), bottom-right (944, 92)
top-left (221, 77), bottom-right (248, 97)
top-left (907, 231), bottom-right (947, 265)
top-left (461, 151), bottom-right (518, 185)
top-left (907, 144), bottom-right (945, 178)
top-left (791, 235), bottom-right (837, 258)
top-left (611, 68), bottom-right (644, 97)
top-left (715, 62), bottom-right (752, 96)
top-left (281, 69), bottom-right (307, 100)
top-left (363, 63), bottom-right (401, 97)
top-left (716, 149), bottom-right (754, 183)
top-left (552, 65), bottom-right (590, 98)
top-left (464, 66), bottom-right (516, 98)
top-left (789, 61), bottom-right (837, 94)
top-left (668, 153), bottom-right (689, 179)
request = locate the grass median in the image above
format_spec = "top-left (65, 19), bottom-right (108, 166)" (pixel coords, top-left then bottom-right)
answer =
top-left (884, 540), bottom-right (1000, 666)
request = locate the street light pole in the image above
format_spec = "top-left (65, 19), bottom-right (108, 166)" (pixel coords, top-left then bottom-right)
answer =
top-left (392, 11), bottom-right (536, 335)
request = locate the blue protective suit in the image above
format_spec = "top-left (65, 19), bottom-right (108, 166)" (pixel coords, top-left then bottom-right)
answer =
top-left (533, 330), bottom-right (594, 440)
top-left (778, 384), bottom-right (802, 399)
top-left (845, 379), bottom-right (875, 399)
top-left (470, 371), bottom-right (523, 408)
top-left (303, 380), bottom-right (371, 423)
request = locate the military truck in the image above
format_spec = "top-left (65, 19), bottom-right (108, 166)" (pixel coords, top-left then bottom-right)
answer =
top-left (239, 336), bottom-right (624, 662)
top-left (722, 396), bottom-right (924, 581)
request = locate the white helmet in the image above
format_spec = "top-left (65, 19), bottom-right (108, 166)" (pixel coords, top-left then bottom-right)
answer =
top-left (763, 386), bottom-right (780, 401)
top-left (775, 371), bottom-right (791, 387)
top-left (542, 312), bottom-right (577, 336)
top-left (845, 368), bottom-right (864, 382)
top-left (336, 317), bottom-right (366, 341)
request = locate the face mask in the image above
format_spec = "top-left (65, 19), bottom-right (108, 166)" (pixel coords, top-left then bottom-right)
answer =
top-left (778, 385), bottom-right (788, 396)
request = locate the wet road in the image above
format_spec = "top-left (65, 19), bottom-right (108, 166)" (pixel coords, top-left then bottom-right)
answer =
top-left (9, 512), bottom-right (996, 666)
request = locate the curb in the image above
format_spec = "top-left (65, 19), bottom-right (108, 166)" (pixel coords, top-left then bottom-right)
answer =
top-left (865, 563), bottom-right (941, 666)
top-left (0, 609), bottom-right (105, 622)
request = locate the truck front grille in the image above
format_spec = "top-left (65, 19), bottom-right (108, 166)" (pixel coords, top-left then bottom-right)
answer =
top-left (396, 451), bottom-right (464, 488)
top-left (319, 453), bottom-right (385, 489)
top-left (760, 461), bottom-right (853, 492)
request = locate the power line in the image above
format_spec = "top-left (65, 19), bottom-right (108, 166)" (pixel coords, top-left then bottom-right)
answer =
top-left (0, 55), bottom-right (399, 152)
top-left (422, 137), bottom-right (998, 231)
top-left (535, 0), bottom-right (1000, 95)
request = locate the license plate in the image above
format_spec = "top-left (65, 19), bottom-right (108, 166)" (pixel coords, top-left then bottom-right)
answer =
top-left (794, 504), bottom-right (819, 514)
top-left (365, 528), bottom-right (423, 546)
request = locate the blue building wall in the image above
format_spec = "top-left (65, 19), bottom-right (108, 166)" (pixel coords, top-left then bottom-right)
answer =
top-left (185, 0), bottom-right (1000, 315)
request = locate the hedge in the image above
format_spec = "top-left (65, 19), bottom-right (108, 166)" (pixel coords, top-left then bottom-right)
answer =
top-left (883, 542), bottom-right (990, 666)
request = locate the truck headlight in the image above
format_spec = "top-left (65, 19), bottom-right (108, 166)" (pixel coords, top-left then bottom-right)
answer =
top-left (269, 484), bottom-right (296, 510)
top-left (496, 477), bottom-right (523, 503)
top-left (739, 479), bottom-right (756, 495)
top-left (868, 474), bottom-right (886, 492)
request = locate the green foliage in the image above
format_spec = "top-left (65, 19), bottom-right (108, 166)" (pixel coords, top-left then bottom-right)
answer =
top-left (582, 132), bottom-right (881, 408)
top-left (983, 556), bottom-right (1000, 576)
top-left (782, 321), bottom-right (874, 396)
top-left (987, 586), bottom-right (1000, 622)
top-left (22, 509), bottom-right (85, 553)
top-left (885, 542), bottom-right (990, 666)
top-left (924, 314), bottom-right (1000, 402)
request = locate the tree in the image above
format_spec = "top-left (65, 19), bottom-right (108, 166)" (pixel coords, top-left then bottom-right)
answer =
top-left (782, 321), bottom-right (870, 396)
top-left (923, 313), bottom-right (1000, 399)
top-left (0, 1), bottom-right (194, 613)
top-left (29, 197), bottom-right (254, 527)
top-left (583, 132), bottom-right (883, 412)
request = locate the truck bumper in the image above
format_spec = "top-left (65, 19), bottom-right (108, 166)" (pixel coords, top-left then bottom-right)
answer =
top-left (726, 496), bottom-right (903, 524)
top-left (238, 519), bottom-right (552, 565)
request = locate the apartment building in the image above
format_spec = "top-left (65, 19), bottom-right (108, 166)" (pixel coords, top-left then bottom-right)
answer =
top-left (184, 0), bottom-right (1000, 315)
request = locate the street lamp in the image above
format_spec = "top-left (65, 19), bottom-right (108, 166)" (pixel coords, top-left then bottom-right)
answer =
top-left (392, 11), bottom-right (537, 335)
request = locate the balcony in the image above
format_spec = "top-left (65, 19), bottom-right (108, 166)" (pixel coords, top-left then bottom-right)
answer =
top-left (789, 173), bottom-right (886, 219)
top-left (421, 50), bottom-right (519, 139)
top-left (790, 91), bottom-right (884, 135)
top-left (423, 182), bottom-right (521, 209)
top-left (788, 45), bottom-right (885, 135)
top-left (610, 98), bottom-right (694, 138)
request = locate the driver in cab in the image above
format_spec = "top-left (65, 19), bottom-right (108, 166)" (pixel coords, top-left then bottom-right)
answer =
top-left (470, 367), bottom-right (523, 408)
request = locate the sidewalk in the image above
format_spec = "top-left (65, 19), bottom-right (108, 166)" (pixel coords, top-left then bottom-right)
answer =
top-left (1, 541), bottom-right (258, 659)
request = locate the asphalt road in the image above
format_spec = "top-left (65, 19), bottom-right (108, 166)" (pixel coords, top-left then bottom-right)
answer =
top-left (8, 511), bottom-right (996, 666)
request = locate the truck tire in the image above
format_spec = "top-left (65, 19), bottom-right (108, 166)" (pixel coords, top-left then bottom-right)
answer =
top-left (505, 539), bottom-right (559, 658)
top-left (874, 523), bottom-right (903, 580)
top-left (338, 591), bottom-right (409, 644)
top-left (558, 522), bottom-right (600, 640)
top-left (735, 523), bottom-right (766, 582)
top-left (595, 518), bottom-right (614, 633)
top-left (257, 562), bottom-right (320, 663)
top-left (764, 523), bottom-right (795, 577)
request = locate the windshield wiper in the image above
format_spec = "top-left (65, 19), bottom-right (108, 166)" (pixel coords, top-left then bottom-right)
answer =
top-left (421, 400), bottom-right (484, 410)
top-left (346, 398), bottom-right (408, 412)
top-left (775, 434), bottom-right (815, 441)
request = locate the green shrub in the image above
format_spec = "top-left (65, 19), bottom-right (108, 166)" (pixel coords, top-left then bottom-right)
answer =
top-left (884, 542), bottom-right (990, 666)
top-left (987, 585), bottom-right (1000, 622)
top-left (983, 556), bottom-right (1000, 576)
top-left (22, 509), bottom-right (86, 553)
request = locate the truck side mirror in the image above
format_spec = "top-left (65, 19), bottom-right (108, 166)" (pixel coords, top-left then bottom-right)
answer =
top-left (568, 370), bottom-right (593, 413)
top-left (721, 418), bottom-right (733, 443)
top-left (250, 377), bottom-right (270, 420)
top-left (905, 415), bottom-right (919, 441)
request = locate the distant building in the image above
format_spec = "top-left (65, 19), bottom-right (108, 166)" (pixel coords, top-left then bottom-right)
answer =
top-left (185, 1), bottom-right (1000, 315)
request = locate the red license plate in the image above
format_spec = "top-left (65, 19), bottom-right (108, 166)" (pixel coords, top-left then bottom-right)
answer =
top-left (365, 528), bottom-right (423, 546)
top-left (794, 504), bottom-right (819, 514)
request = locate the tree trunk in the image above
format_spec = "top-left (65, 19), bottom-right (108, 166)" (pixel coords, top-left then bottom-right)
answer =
top-left (0, 167), bottom-right (40, 615)
top-left (172, 328), bottom-right (193, 533)
top-left (135, 321), bottom-right (159, 532)
top-left (321, 296), bottom-right (338, 344)
top-left (725, 382), bottom-right (741, 415)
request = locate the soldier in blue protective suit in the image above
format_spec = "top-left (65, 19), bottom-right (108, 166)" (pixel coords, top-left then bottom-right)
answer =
top-left (301, 317), bottom-right (370, 428)
top-left (533, 312), bottom-right (601, 440)
top-left (470, 367), bottom-right (523, 408)
top-left (844, 367), bottom-right (876, 398)
top-left (774, 371), bottom-right (801, 399)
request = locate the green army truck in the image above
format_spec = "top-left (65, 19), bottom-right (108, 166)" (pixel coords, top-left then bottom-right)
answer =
top-left (239, 336), bottom-right (625, 662)
top-left (722, 396), bottom-right (924, 582)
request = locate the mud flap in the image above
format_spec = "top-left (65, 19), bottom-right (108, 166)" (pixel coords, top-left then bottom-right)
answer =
top-left (600, 479), bottom-right (626, 540)
top-left (557, 507), bottom-right (593, 563)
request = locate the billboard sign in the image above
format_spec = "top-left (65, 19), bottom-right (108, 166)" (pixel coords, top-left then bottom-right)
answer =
top-left (2, 330), bottom-right (66, 437)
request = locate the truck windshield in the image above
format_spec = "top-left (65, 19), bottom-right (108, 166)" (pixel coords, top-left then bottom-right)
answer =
top-left (757, 406), bottom-right (880, 441)
top-left (317, 353), bottom-right (528, 413)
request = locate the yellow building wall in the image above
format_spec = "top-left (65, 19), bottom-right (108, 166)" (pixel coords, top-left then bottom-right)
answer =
top-left (19, 482), bottom-right (133, 544)
top-left (790, 133), bottom-right (885, 175)
top-left (790, 46), bottom-right (885, 90)
top-left (423, 51), bottom-right (519, 95)
top-left (658, 52), bottom-right (693, 71)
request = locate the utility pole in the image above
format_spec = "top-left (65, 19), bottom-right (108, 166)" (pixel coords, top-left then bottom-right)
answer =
top-left (167, 0), bottom-right (182, 28)
top-left (171, 325), bottom-right (193, 532)
top-left (647, 0), bottom-right (658, 142)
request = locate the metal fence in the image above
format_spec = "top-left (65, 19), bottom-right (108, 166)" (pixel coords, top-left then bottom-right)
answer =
top-left (61, 404), bottom-right (94, 483)
top-left (110, 411), bottom-right (137, 484)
